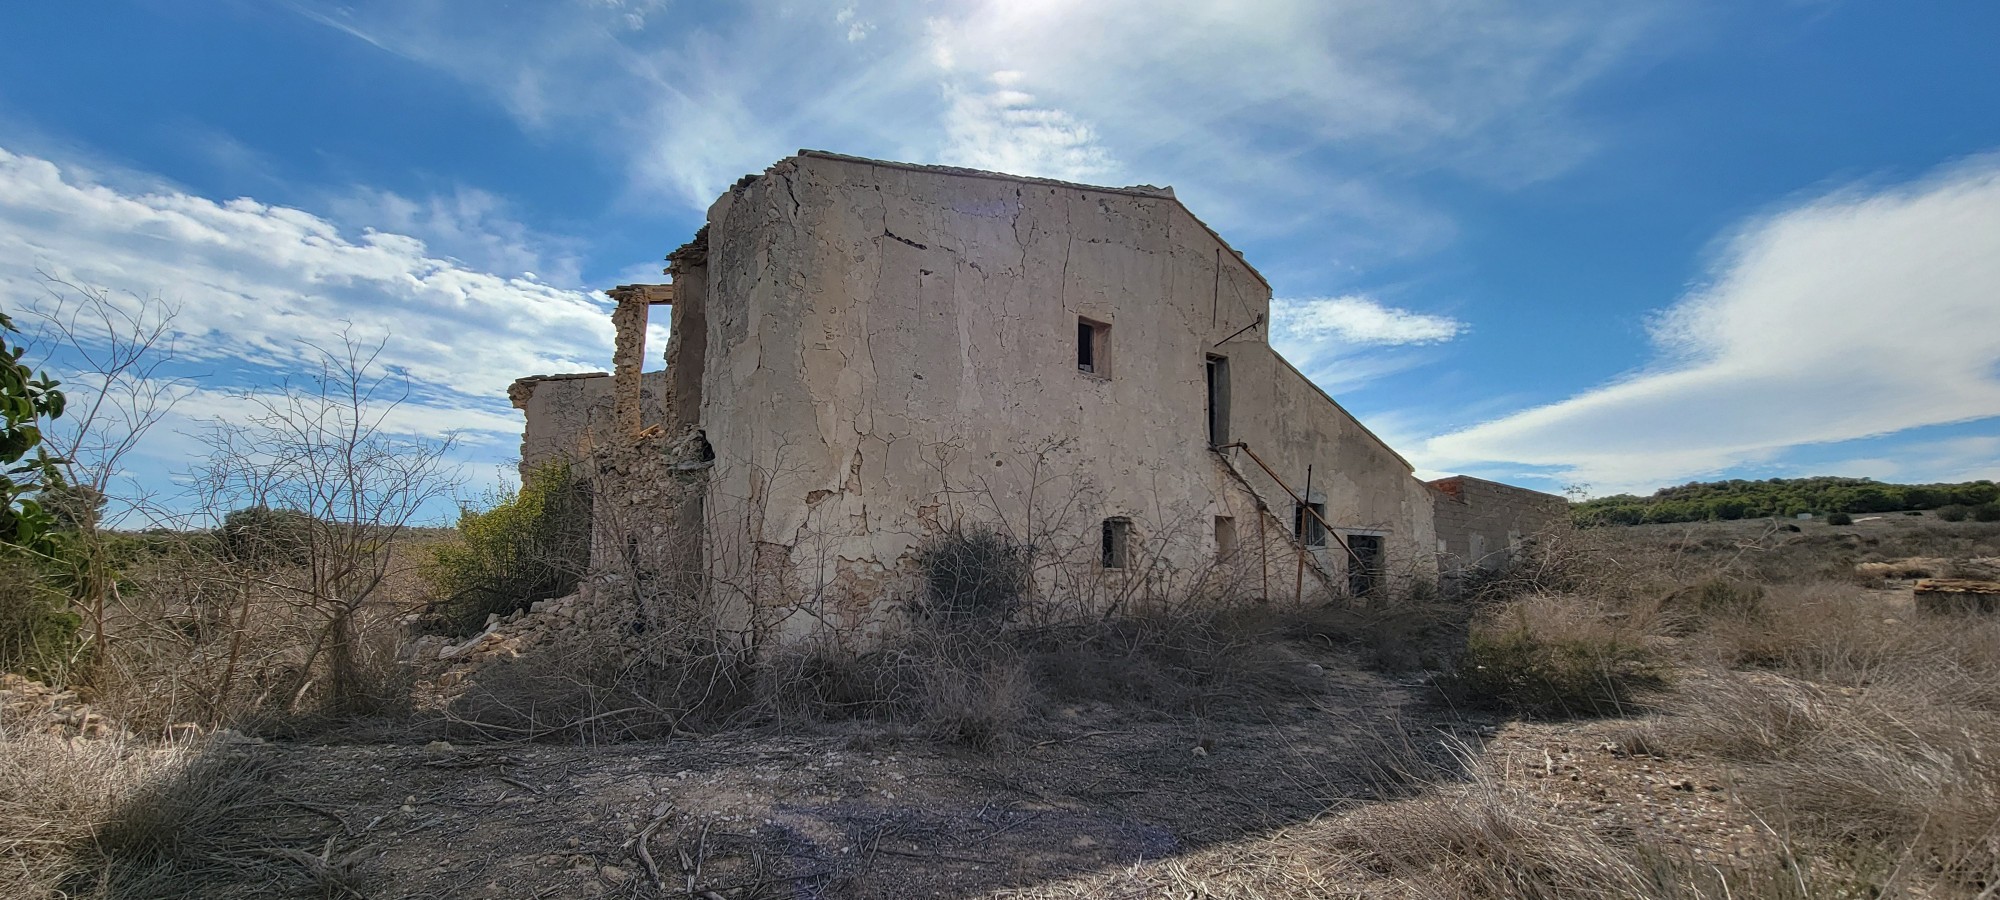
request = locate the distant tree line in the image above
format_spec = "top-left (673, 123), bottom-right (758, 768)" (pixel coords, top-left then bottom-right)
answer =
top-left (1572, 476), bottom-right (2000, 527)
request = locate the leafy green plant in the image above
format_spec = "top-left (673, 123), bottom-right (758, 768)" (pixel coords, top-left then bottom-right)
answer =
top-left (0, 548), bottom-right (81, 679)
top-left (1825, 511), bottom-right (1853, 526)
top-left (0, 310), bottom-right (65, 550)
top-left (425, 462), bottom-right (591, 635)
top-left (1936, 505), bottom-right (1970, 522)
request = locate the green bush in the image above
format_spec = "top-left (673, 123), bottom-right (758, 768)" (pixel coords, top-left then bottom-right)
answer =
top-left (1975, 504), bottom-right (2000, 523)
top-left (1455, 595), bottom-right (1666, 717)
top-left (1936, 505), bottom-right (1971, 522)
top-left (218, 505), bottom-right (315, 566)
top-left (425, 463), bottom-right (592, 635)
top-left (1825, 512), bottom-right (1853, 526)
top-left (0, 549), bottom-right (80, 680)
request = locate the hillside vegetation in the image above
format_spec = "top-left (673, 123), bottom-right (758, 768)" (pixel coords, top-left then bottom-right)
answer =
top-left (1573, 475), bottom-right (2000, 526)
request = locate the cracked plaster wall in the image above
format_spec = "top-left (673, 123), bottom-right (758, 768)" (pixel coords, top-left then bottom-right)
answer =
top-left (691, 153), bottom-right (1439, 639)
top-left (509, 371), bottom-right (669, 477)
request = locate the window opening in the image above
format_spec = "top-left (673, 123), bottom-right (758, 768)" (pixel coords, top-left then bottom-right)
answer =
top-left (1292, 502), bottom-right (1326, 547)
top-left (1077, 317), bottom-right (1109, 376)
top-left (1214, 516), bottom-right (1237, 559)
top-left (1205, 354), bottom-right (1230, 445)
top-left (1101, 517), bottom-right (1131, 568)
top-left (1347, 534), bottom-right (1384, 597)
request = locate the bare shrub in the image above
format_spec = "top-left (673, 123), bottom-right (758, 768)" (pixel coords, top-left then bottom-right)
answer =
top-left (910, 526), bottom-right (1029, 624)
top-left (1023, 605), bottom-right (1319, 717)
top-left (752, 602), bottom-right (1320, 749)
top-left (445, 629), bottom-right (753, 743)
top-left (758, 623), bottom-right (1030, 750)
top-left (1289, 583), bottom-right (1466, 672)
top-left (1454, 593), bottom-right (1668, 717)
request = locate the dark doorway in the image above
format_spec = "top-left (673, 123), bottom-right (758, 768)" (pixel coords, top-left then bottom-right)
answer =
top-left (1347, 534), bottom-right (1384, 597)
top-left (1205, 355), bottom-right (1230, 446)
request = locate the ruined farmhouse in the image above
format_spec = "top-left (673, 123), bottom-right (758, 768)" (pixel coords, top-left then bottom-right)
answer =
top-left (511, 151), bottom-right (1564, 641)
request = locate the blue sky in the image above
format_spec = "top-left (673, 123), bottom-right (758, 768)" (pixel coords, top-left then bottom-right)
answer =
top-left (1, 0), bottom-right (1996, 514)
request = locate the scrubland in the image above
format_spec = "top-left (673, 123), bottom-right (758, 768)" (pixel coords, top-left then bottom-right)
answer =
top-left (4, 514), bottom-right (1998, 898)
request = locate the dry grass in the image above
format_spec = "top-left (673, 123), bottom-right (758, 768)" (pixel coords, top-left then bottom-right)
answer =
top-left (752, 603), bottom-right (1327, 751)
top-left (1011, 521), bottom-right (2000, 899)
top-left (1453, 592), bottom-right (1669, 718)
top-left (0, 729), bottom-right (346, 900)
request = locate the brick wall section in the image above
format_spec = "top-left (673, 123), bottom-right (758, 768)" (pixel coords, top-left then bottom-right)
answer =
top-left (1427, 476), bottom-right (1569, 573)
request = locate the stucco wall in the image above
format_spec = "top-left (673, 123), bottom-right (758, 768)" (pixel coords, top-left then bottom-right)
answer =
top-left (1428, 476), bottom-right (1570, 573)
top-left (509, 370), bottom-right (668, 477)
top-left (688, 153), bottom-right (1437, 638)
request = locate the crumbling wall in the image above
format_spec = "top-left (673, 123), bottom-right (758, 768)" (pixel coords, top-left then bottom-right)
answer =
top-left (509, 371), bottom-right (669, 478)
top-left (1428, 476), bottom-right (1570, 575)
top-left (689, 153), bottom-right (1432, 640)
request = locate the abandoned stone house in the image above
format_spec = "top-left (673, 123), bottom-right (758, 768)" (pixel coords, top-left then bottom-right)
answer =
top-left (510, 151), bottom-right (1565, 641)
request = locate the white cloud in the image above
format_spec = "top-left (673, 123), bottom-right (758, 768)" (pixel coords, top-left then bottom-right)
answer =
top-left (938, 75), bottom-right (1116, 184)
top-left (1425, 157), bottom-right (2000, 493)
top-left (1272, 295), bottom-right (1463, 346)
top-left (1266, 294), bottom-right (1464, 392)
top-left (285, 0), bottom-right (1663, 265)
top-left (0, 146), bottom-right (620, 518)
top-left (0, 145), bottom-right (614, 431)
top-left (328, 185), bottom-right (587, 287)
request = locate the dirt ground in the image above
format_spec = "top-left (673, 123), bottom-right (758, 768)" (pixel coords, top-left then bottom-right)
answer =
top-left (219, 647), bottom-right (1474, 899)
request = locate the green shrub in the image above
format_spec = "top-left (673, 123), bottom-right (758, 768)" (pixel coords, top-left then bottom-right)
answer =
top-left (425, 462), bottom-right (591, 635)
top-left (1975, 504), bottom-right (2000, 523)
top-left (0, 549), bottom-right (80, 680)
top-left (218, 505), bottom-right (315, 566)
top-left (1455, 594), bottom-right (1666, 717)
top-left (1825, 512), bottom-right (1854, 526)
top-left (1936, 505), bottom-right (1971, 522)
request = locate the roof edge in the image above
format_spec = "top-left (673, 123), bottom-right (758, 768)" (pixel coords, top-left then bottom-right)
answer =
top-left (790, 150), bottom-right (1272, 293)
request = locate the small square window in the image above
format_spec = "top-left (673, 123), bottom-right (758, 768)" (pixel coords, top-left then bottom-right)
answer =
top-left (1102, 517), bottom-right (1131, 568)
top-left (1077, 317), bottom-right (1110, 376)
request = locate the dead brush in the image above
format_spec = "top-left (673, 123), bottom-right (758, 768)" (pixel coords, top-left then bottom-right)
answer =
top-left (1452, 592), bottom-right (1669, 718)
top-left (443, 628), bottom-right (756, 743)
top-left (1698, 580), bottom-right (1928, 684)
top-left (0, 730), bottom-right (337, 900)
top-left (756, 622), bottom-right (1032, 751)
top-left (1021, 603), bottom-right (1321, 719)
top-left (1286, 586), bottom-right (1466, 672)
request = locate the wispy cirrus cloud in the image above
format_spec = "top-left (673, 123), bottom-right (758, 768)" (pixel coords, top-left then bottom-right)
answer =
top-left (1269, 294), bottom-right (1466, 391)
top-left (284, 0), bottom-right (1666, 270)
top-left (1425, 156), bottom-right (2000, 494)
